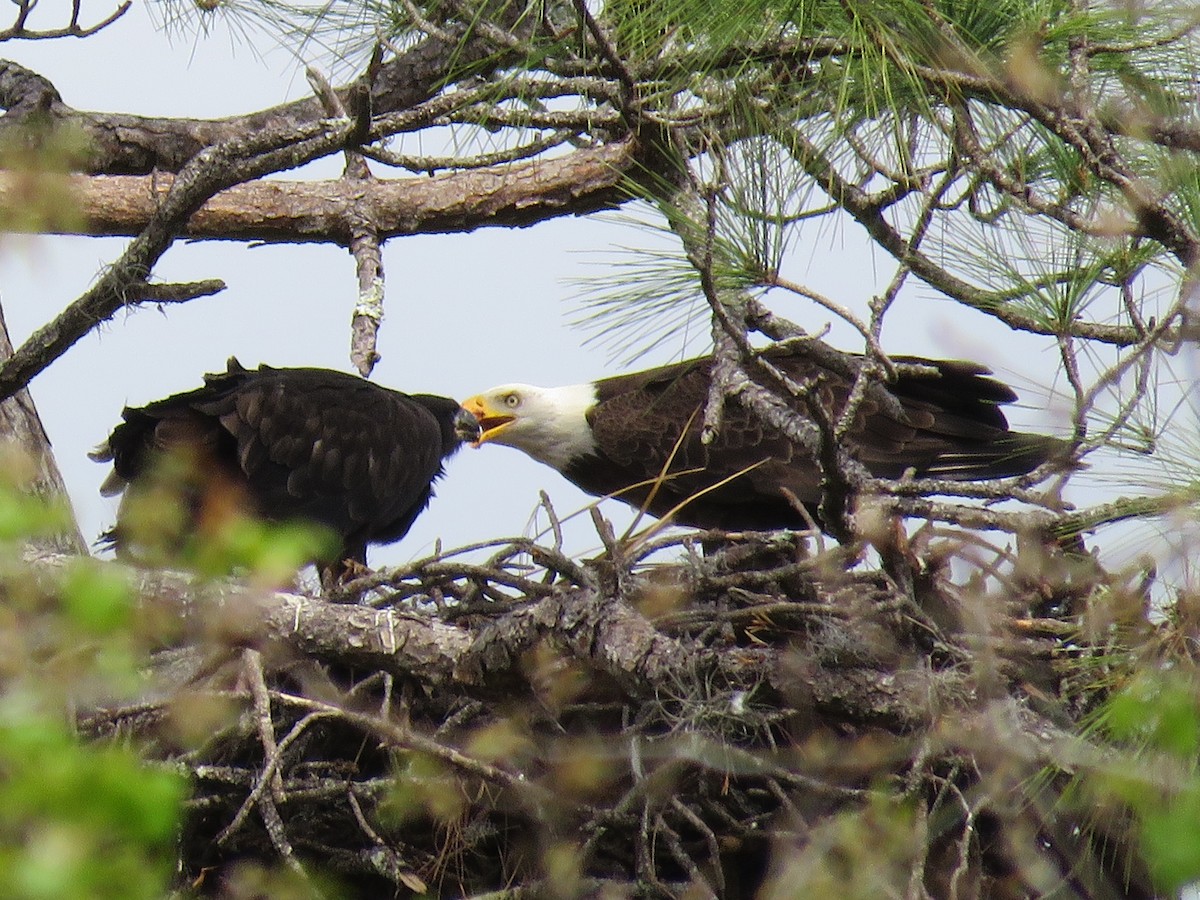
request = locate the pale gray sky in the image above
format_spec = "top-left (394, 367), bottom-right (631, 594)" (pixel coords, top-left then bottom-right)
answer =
top-left (0, 2), bottom-right (1096, 570)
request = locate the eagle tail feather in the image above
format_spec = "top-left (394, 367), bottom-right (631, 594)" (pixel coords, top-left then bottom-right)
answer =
top-left (925, 433), bottom-right (1072, 481)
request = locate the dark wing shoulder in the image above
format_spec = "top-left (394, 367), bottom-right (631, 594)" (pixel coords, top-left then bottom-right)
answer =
top-left (588, 357), bottom-right (711, 467)
top-left (195, 367), bottom-right (455, 531)
top-left (583, 357), bottom-right (806, 519)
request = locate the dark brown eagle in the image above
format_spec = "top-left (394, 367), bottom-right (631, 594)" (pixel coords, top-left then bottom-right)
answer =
top-left (92, 358), bottom-right (479, 573)
top-left (457, 349), bottom-right (1062, 531)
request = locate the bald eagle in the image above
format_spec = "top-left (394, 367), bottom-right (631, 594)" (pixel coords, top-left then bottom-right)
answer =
top-left (93, 359), bottom-right (479, 574)
top-left (457, 350), bottom-right (1062, 532)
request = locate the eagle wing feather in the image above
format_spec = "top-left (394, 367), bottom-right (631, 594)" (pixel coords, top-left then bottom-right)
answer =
top-left (572, 350), bottom-right (1053, 530)
top-left (98, 360), bottom-right (463, 569)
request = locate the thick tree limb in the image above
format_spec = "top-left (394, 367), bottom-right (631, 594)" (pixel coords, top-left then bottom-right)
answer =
top-left (0, 140), bottom-right (640, 243)
top-left (30, 548), bottom-right (976, 736)
top-left (0, 114), bottom-right (361, 403)
top-left (0, 15), bottom-right (513, 175)
top-left (0, 304), bottom-right (85, 554)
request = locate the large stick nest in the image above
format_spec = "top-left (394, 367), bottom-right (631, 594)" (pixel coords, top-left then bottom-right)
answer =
top-left (74, 521), bottom-right (1157, 898)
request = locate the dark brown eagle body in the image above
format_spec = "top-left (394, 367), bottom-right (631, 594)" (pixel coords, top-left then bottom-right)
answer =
top-left (94, 359), bottom-right (472, 569)
top-left (461, 349), bottom-right (1061, 531)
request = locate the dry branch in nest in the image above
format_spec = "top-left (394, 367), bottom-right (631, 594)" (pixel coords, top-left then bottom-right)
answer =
top-left (64, 517), bottom-right (1160, 899)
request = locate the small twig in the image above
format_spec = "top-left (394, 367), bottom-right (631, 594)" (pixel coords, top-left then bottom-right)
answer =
top-left (444, 0), bottom-right (530, 51)
top-left (764, 274), bottom-right (888, 363)
top-left (256, 788), bottom-right (312, 883)
top-left (354, 559), bottom-right (557, 607)
top-left (361, 130), bottom-right (579, 174)
top-left (1117, 264), bottom-right (1149, 338)
top-left (278, 693), bottom-right (549, 800)
top-left (1071, 274), bottom-right (1198, 461)
top-left (392, 0), bottom-right (456, 43)
top-left (127, 279), bottom-right (227, 305)
top-left (656, 812), bottom-right (718, 899)
top-left (571, 0), bottom-right (640, 123)
top-left (347, 789), bottom-right (387, 847)
top-left (308, 64), bottom-right (385, 377)
top-left (590, 507), bottom-right (627, 590)
top-left (242, 648), bottom-right (286, 805)
top-left (0, 0), bottom-right (130, 41)
top-left (216, 711), bottom-right (335, 847)
top-left (538, 490), bottom-right (564, 555)
top-left (671, 798), bottom-right (726, 895)
top-left (1056, 332), bottom-right (1088, 445)
top-left (831, 355), bottom-right (886, 444)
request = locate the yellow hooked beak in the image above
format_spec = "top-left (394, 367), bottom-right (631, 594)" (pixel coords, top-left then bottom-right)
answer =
top-left (459, 395), bottom-right (515, 446)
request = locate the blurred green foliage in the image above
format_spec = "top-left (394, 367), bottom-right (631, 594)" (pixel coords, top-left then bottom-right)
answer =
top-left (0, 461), bottom-right (73, 546)
top-left (0, 450), bottom-right (345, 896)
top-left (381, 751), bottom-right (466, 827)
top-left (1089, 670), bottom-right (1200, 894)
top-left (187, 516), bottom-right (337, 586)
top-left (758, 796), bottom-right (921, 899)
top-left (113, 449), bottom-right (338, 586)
top-left (0, 696), bottom-right (182, 900)
top-left (0, 124), bottom-right (89, 235)
top-left (0, 461), bottom-right (183, 899)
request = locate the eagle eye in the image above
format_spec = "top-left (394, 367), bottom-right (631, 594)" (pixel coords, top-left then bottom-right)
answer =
top-left (504, 393), bottom-right (521, 408)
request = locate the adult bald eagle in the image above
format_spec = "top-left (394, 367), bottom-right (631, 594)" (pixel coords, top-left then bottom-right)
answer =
top-left (93, 359), bottom-right (479, 574)
top-left (458, 349), bottom-right (1062, 532)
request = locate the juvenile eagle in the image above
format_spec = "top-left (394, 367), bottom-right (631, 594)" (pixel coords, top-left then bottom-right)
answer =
top-left (93, 358), bottom-right (479, 573)
top-left (457, 349), bottom-right (1061, 531)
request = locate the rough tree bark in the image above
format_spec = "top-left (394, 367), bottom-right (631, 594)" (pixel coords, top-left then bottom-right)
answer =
top-left (0, 303), bottom-right (84, 554)
top-left (0, 140), bottom-right (641, 241)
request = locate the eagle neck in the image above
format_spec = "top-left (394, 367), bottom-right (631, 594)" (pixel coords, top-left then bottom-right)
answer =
top-left (514, 382), bottom-right (598, 471)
